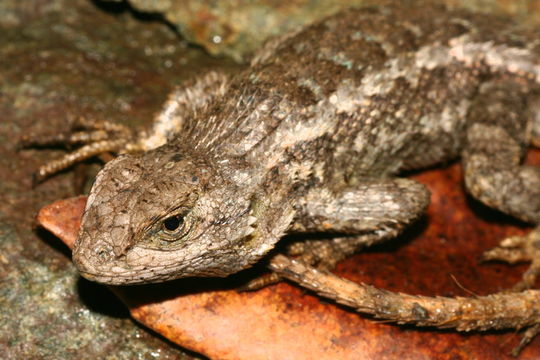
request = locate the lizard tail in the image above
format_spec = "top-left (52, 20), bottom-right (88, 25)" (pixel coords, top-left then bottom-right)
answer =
top-left (268, 254), bottom-right (540, 356)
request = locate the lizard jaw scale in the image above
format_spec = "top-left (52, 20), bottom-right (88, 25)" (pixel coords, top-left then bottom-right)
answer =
top-left (243, 226), bottom-right (255, 236)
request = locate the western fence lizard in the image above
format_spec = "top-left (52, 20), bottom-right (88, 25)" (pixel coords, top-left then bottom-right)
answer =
top-left (32, 3), bottom-right (540, 353)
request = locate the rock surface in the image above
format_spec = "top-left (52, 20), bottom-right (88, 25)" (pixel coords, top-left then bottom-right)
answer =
top-left (101, 0), bottom-right (540, 61)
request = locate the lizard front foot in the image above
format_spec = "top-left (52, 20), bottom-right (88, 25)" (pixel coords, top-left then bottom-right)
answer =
top-left (483, 227), bottom-right (540, 291)
top-left (239, 238), bottom-right (352, 291)
top-left (21, 117), bottom-right (138, 184)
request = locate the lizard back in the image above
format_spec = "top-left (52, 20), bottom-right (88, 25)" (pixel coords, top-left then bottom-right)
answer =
top-left (177, 4), bottom-right (540, 185)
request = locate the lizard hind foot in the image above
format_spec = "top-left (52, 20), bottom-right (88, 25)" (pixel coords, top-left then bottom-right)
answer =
top-left (23, 117), bottom-right (139, 184)
top-left (483, 227), bottom-right (540, 291)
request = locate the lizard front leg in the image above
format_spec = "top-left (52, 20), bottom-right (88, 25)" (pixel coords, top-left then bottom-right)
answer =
top-left (24, 71), bottom-right (230, 182)
top-left (462, 79), bottom-right (540, 291)
top-left (291, 178), bottom-right (430, 264)
top-left (244, 178), bottom-right (430, 289)
top-left (21, 118), bottom-right (135, 184)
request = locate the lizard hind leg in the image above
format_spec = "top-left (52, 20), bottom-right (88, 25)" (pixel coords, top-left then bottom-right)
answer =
top-left (462, 79), bottom-right (540, 290)
top-left (26, 71), bottom-right (231, 184)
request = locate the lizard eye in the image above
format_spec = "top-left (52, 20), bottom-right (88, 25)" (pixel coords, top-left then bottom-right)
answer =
top-left (145, 212), bottom-right (193, 248)
top-left (161, 215), bottom-right (185, 235)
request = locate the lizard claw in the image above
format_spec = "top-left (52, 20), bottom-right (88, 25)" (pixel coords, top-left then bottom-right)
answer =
top-left (238, 272), bottom-right (283, 292)
top-left (483, 227), bottom-right (540, 291)
top-left (511, 324), bottom-right (540, 357)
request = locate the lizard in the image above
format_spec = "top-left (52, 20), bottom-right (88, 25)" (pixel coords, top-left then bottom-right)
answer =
top-left (29, 3), bottom-right (540, 353)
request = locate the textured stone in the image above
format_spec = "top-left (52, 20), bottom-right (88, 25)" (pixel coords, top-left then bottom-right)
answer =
top-left (104, 0), bottom-right (370, 61)
top-left (101, 0), bottom-right (540, 61)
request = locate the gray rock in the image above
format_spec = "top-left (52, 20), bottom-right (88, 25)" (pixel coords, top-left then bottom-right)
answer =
top-left (103, 0), bottom-right (540, 62)
top-left (105, 0), bottom-right (370, 61)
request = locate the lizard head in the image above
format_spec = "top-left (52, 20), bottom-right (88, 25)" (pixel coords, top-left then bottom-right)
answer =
top-left (73, 145), bottom-right (294, 285)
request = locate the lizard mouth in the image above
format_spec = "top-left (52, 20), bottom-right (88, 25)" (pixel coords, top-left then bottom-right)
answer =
top-left (75, 258), bottom-right (188, 285)
top-left (73, 243), bottom-right (173, 285)
top-left (77, 270), bottom-right (106, 283)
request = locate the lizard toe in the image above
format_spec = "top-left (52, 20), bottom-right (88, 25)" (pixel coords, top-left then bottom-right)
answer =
top-left (483, 227), bottom-right (540, 290)
top-left (238, 272), bottom-right (283, 292)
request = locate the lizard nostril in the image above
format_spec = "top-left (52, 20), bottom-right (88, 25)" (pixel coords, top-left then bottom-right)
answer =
top-left (95, 247), bottom-right (113, 263)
